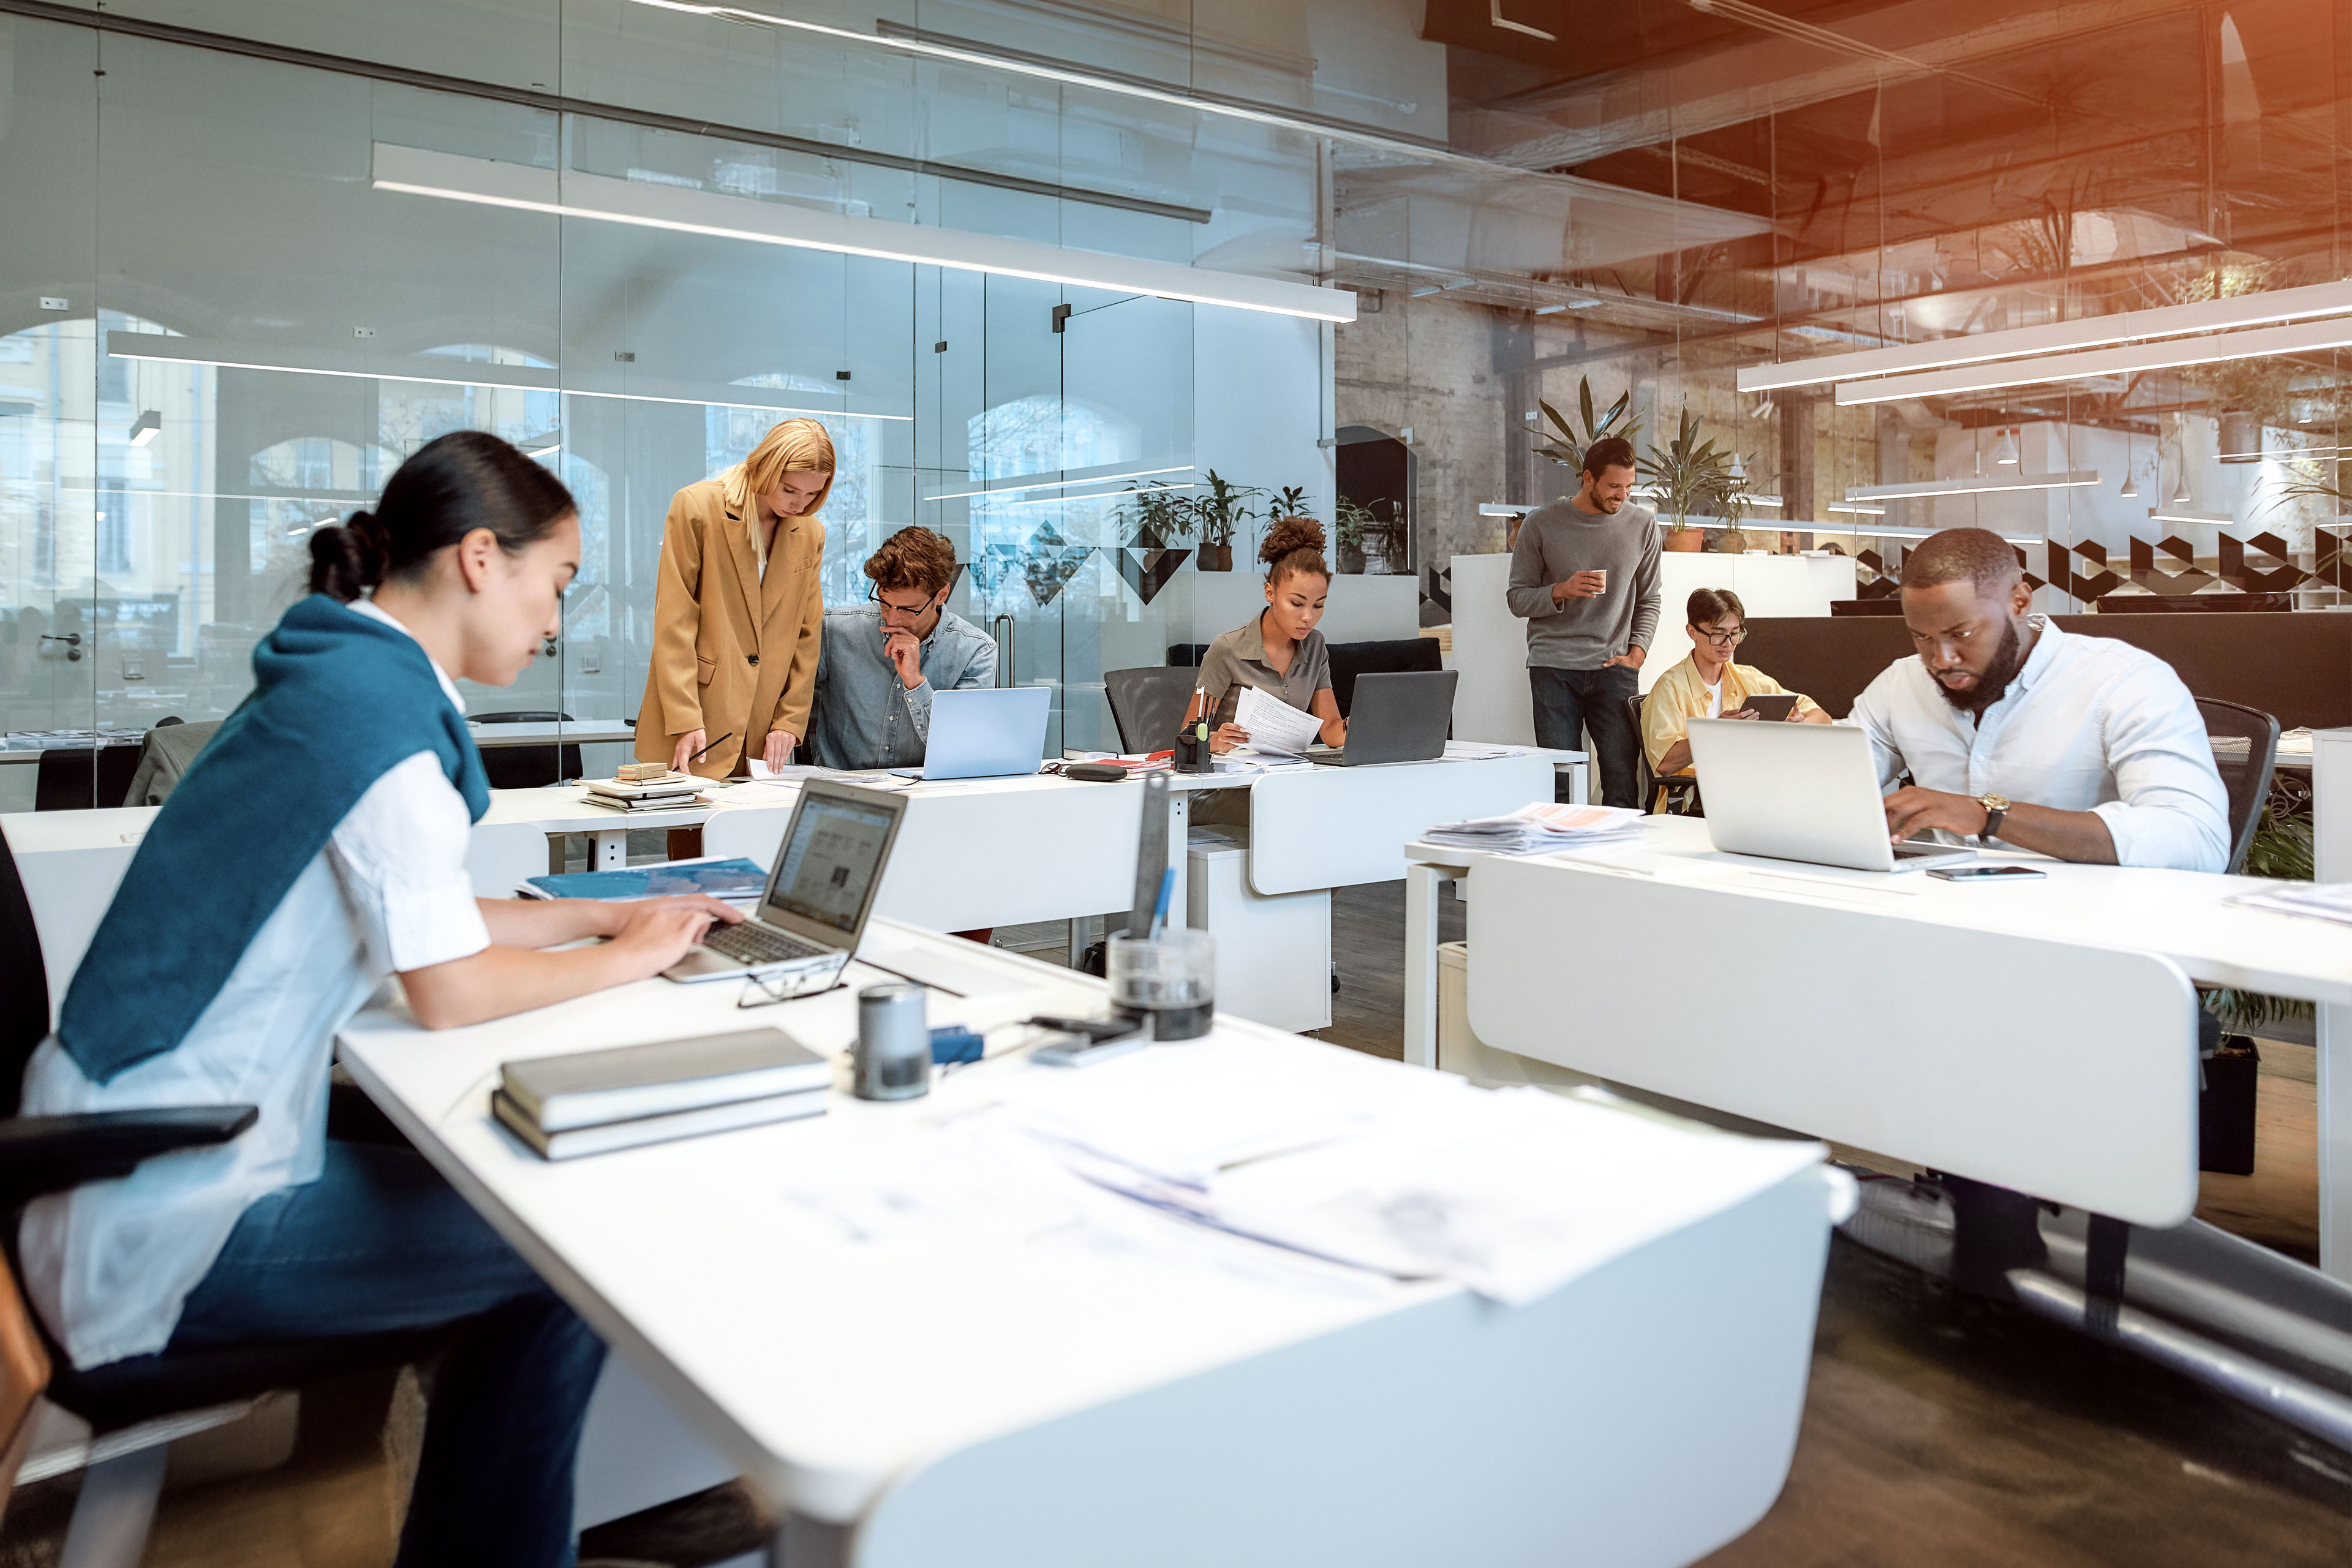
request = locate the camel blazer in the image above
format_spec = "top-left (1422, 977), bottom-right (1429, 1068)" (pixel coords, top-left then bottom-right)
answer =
top-left (633, 475), bottom-right (826, 779)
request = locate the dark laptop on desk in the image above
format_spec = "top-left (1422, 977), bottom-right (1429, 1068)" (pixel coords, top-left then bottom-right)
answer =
top-left (1308, 669), bottom-right (1458, 767)
top-left (664, 780), bottom-right (907, 991)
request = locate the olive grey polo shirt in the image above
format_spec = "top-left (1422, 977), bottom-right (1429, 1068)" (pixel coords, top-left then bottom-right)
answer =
top-left (1197, 614), bottom-right (1332, 729)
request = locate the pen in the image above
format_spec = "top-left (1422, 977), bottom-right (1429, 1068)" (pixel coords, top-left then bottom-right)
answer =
top-left (1147, 866), bottom-right (1175, 941)
top-left (687, 731), bottom-right (734, 764)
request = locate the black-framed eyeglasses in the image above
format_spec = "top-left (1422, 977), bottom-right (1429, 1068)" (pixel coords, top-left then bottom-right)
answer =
top-left (1697, 626), bottom-right (1749, 647)
top-left (869, 587), bottom-right (938, 617)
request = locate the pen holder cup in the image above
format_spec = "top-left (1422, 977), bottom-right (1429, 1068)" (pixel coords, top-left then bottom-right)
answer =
top-left (1106, 930), bottom-right (1215, 1042)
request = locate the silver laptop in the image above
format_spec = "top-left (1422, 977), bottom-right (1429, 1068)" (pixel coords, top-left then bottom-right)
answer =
top-left (1685, 718), bottom-right (1975, 873)
top-left (890, 686), bottom-right (1051, 780)
top-left (664, 780), bottom-right (907, 989)
top-left (1309, 669), bottom-right (1458, 767)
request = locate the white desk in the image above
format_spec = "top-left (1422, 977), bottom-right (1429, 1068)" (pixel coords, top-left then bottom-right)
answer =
top-left (467, 786), bottom-right (714, 896)
top-left (1405, 817), bottom-right (2352, 1241)
top-left (337, 919), bottom-right (1841, 1567)
top-left (1, 808), bottom-right (153, 1002)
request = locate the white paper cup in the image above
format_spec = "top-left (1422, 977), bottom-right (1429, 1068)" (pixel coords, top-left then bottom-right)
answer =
top-left (1593, 568), bottom-right (1608, 594)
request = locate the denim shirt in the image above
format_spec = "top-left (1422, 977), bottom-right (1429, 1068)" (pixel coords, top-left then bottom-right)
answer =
top-left (807, 604), bottom-right (999, 769)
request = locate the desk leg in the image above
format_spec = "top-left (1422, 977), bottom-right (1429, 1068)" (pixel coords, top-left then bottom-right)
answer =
top-left (2324, 1002), bottom-right (2352, 1281)
top-left (1165, 792), bottom-right (1191, 929)
top-left (590, 829), bottom-right (630, 870)
top-left (1562, 761), bottom-right (1589, 805)
top-left (1403, 862), bottom-right (1445, 1070)
top-left (1067, 917), bottom-right (1090, 969)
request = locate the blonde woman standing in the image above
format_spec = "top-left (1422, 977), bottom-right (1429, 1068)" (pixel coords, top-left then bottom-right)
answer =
top-left (635, 418), bottom-right (835, 778)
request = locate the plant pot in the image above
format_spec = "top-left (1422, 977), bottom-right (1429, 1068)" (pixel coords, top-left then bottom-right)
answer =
top-left (1197, 543), bottom-right (1232, 571)
top-left (1336, 543), bottom-right (1366, 574)
top-left (1664, 527), bottom-right (1706, 553)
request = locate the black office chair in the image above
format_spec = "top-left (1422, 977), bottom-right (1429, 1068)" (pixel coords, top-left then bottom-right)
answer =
top-left (2194, 697), bottom-right (2280, 876)
top-left (34, 745), bottom-right (142, 812)
top-left (1166, 644), bottom-right (1211, 669)
top-left (1325, 638), bottom-right (1442, 719)
top-left (0, 826), bottom-right (437, 1560)
top-left (471, 709), bottom-right (586, 790)
top-left (1626, 694), bottom-right (1700, 817)
top-left (1104, 667), bottom-right (1199, 755)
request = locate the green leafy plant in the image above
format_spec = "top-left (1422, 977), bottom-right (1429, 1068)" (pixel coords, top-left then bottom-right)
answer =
top-left (1193, 469), bottom-right (1266, 549)
top-left (1335, 494), bottom-right (1380, 551)
top-left (2207, 786), bottom-right (2316, 1034)
top-left (1639, 406), bottom-right (1749, 530)
top-left (1118, 480), bottom-right (1199, 546)
top-left (1521, 377), bottom-right (1644, 471)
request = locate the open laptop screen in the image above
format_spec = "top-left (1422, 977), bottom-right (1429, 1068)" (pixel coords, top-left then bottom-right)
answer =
top-left (763, 791), bottom-right (899, 934)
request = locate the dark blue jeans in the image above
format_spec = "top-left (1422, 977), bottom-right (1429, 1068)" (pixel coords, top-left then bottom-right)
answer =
top-left (171, 1140), bottom-right (606, 1568)
top-left (1529, 663), bottom-right (1640, 807)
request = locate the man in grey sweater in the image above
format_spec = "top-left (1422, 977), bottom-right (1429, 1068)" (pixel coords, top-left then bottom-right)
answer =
top-left (1506, 436), bottom-right (1662, 805)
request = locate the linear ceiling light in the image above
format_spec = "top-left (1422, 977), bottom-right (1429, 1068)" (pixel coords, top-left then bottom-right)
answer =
top-left (108, 340), bottom-right (911, 421)
top-left (1832, 317), bottom-right (2352, 407)
top-left (2147, 506), bottom-right (2237, 527)
top-left (1834, 523), bottom-right (2049, 545)
top-left (1826, 502), bottom-right (1887, 514)
top-left (127, 409), bottom-right (161, 447)
top-left (925, 464), bottom-right (1194, 503)
top-left (1845, 470), bottom-right (2101, 502)
top-left (1738, 279), bottom-right (2352, 394)
top-left (372, 145), bottom-right (1352, 324)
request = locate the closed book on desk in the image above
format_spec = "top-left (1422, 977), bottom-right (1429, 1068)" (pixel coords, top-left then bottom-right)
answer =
top-left (501, 1028), bottom-right (829, 1132)
top-left (492, 1085), bottom-right (826, 1161)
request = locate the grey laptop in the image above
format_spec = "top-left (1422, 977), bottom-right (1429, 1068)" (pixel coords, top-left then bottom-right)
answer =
top-left (1685, 717), bottom-right (1974, 873)
top-left (1310, 669), bottom-right (1458, 767)
top-left (889, 686), bottom-right (1052, 780)
top-left (664, 780), bottom-right (907, 989)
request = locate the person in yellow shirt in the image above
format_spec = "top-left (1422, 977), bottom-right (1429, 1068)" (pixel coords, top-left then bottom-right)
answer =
top-left (1642, 587), bottom-right (1829, 783)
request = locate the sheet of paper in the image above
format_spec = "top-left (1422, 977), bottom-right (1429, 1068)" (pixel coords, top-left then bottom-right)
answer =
top-left (1232, 685), bottom-right (1323, 758)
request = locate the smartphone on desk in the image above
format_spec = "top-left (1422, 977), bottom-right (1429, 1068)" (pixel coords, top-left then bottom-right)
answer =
top-left (1928, 864), bottom-right (2048, 881)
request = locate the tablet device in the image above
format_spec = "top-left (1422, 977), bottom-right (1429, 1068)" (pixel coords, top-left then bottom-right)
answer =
top-left (1739, 693), bottom-right (1801, 722)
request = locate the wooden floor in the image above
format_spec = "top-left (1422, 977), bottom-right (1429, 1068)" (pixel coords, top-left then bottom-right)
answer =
top-left (5, 880), bottom-right (2345, 1566)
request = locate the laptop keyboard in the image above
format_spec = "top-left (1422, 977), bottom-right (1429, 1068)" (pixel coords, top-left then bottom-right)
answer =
top-left (704, 921), bottom-right (832, 966)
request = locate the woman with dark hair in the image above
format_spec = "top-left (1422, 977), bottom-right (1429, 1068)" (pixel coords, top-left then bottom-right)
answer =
top-left (1197, 516), bottom-right (1348, 755)
top-left (1642, 586), bottom-right (1828, 783)
top-left (21, 431), bottom-right (742, 1568)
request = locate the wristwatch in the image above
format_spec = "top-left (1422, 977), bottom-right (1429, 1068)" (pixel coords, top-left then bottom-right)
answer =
top-left (1977, 793), bottom-right (2010, 845)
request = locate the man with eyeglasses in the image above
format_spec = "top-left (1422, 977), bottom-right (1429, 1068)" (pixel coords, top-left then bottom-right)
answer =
top-left (806, 526), bottom-right (998, 771)
top-left (1853, 527), bottom-right (2227, 870)
top-left (1642, 587), bottom-right (1827, 788)
top-left (1506, 435), bottom-right (1663, 805)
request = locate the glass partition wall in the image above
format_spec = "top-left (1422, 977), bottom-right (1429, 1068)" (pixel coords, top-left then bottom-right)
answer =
top-left (0, 8), bottom-right (1223, 804)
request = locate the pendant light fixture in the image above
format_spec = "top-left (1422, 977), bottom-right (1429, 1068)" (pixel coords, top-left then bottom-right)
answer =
top-left (2119, 425), bottom-right (2140, 497)
top-left (1992, 427), bottom-right (2020, 466)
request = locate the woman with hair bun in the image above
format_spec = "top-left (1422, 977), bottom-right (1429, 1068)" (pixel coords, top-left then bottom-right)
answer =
top-left (636, 416), bottom-right (835, 778)
top-left (23, 430), bottom-right (742, 1568)
top-left (1196, 515), bottom-right (1348, 755)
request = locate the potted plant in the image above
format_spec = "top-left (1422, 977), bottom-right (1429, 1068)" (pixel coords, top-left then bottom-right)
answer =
top-left (1640, 407), bottom-right (1746, 552)
top-left (1520, 375), bottom-right (1645, 473)
top-left (1191, 469), bottom-right (1264, 571)
top-left (1117, 480), bottom-right (1197, 551)
top-left (1335, 495), bottom-right (1379, 573)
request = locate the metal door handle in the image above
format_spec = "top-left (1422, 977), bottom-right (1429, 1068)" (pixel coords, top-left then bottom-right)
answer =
top-left (990, 616), bottom-right (1015, 688)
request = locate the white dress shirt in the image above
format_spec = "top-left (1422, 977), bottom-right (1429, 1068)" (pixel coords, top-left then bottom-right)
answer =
top-left (18, 601), bottom-right (490, 1368)
top-left (1849, 614), bottom-right (2231, 873)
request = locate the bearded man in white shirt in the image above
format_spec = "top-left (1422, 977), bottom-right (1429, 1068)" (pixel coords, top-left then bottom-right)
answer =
top-left (1853, 527), bottom-right (2230, 872)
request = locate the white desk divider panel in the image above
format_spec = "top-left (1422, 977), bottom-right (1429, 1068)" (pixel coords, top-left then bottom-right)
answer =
top-left (1245, 755), bottom-right (1554, 895)
top-left (2313, 728), bottom-right (2352, 1275)
top-left (2, 809), bottom-right (152, 1025)
top-left (702, 776), bottom-right (1144, 933)
top-left (1464, 854), bottom-right (2203, 1227)
top-left (1447, 555), bottom-right (1536, 747)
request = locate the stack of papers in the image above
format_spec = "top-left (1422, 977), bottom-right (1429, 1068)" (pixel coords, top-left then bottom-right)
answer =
top-left (1422, 801), bottom-right (1646, 854)
top-left (2229, 882), bottom-right (2352, 925)
top-left (517, 855), bottom-right (769, 903)
top-left (1233, 685), bottom-right (1324, 758)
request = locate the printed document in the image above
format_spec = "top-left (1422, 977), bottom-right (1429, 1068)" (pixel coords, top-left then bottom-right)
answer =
top-left (1233, 685), bottom-right (1322, 757)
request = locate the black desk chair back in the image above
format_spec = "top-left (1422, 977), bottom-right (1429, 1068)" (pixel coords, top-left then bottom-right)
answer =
top-left (0, 827), bottom-right (436, 1553)
top-left (1625, 693), bottom-right (1699, 817)
top-left (34, 745), bottom-right (142, 813)
top-left (1104, 667), bottom-right (1198, 754)
top-left (472, 710), bottom-right (584, 790)
top-left (1327, 637), bottom-right (1441, 718)
top-left (2194, 697), bottom-right (2278, 876)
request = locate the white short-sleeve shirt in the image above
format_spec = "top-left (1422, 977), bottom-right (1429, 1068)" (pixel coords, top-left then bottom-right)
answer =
top-left (19, 603), bottom-right (489, 1368)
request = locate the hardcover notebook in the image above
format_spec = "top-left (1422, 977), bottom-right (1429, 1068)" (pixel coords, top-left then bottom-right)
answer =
top-left (492, 1087), bottom-right (825, 1161)
top-left (500, 1028), bottom-right (831, 1133)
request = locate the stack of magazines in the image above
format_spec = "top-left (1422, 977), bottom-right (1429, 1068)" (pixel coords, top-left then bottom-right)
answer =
top-left (493, 1028), bottom-right (831, 1160)
top-left (1422, 802), bottom-right (1646, 855)
top-left (583, 774), bottom-right (701, 812)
